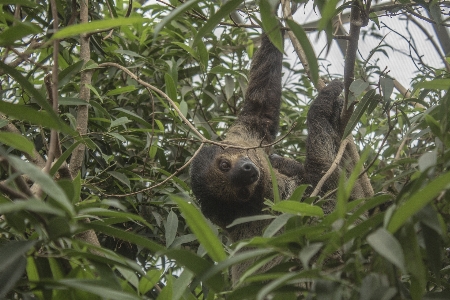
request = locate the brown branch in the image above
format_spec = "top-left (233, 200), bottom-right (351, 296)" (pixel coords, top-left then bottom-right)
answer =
top-left (69, 0), bottom-right (93, 179)
top-left (341, 0), bottom-right (364, 129)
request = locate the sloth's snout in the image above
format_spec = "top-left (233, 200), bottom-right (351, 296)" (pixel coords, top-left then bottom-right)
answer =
top-left (231, 158), bottom-right (260, 186)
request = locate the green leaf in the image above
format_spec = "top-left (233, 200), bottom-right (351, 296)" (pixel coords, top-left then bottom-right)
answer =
top-left (57, 279), bottom-right (140, 300)
top-left (139, 269), bottom-right (162, 294)
top-left (349, 79), bottom-right (369, 97)
top-left (165, 210), bottom-right (178, 247)
top-left (286, 19), bottom-right (319, 85)
top-left (53, 17), bottom-right (145, 39)
top-left (271, 201), bottom-right (324, 217)
top-left (387, 170), bottom-right (450, 233)
top-left (0, 132), bottom-right (35, 156)
top-left (380, 77), bottom-right (394, 102)
top-left (154, 0), bottom-right (201, 39)
top-left (260, 0), bottom-right (283, 53)
top-left (106, 86), bottom-right (137, 96)
top-left (0, 198), bottom-right (66, 216)
top-left (86, 222), bottom-right (164, 253)
top-left (415, 78), bottom-right (450, 90)
top-left (263, 214), bottom-right (292, 238)
top-left (107, 171), bottom-right (131, 189)
top-left (367, 228), bottom-right (405, 272)
top-left (8, 157), bottom-right (75, 216)
top-left (164, 73), bottom-right (177, 101)
top-left (193, 0), bottom-right (243, 47)
top-left (164, 249), bottom-right (225, 291)
top-left (0, 22), bottom-right (42, 46)
top-left (317, 0), bottom-right (340, 31)
top-left (342, 89), bottom-right (377, 139)
top-left (171, 196), bottom-right (226, 262)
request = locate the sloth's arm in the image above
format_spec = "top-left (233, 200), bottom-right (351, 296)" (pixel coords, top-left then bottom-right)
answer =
top-left (235, 34), bottom-right (283, 144)
top-left (305, 80), bottom-right (344, 191)
top-left (269, 154), bottom-right (304, 178)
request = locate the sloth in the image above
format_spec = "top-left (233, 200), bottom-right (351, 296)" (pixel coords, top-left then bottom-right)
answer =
top-left (189, 33), bottom-right (364, 282)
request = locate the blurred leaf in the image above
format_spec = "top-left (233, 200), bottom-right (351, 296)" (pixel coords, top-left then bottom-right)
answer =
top-left (367, 228), bottom-right (405, 272)
top-left (139, 269), bottom-right (162, 294)
top-left (0, 22), bottom-right (41, 46)
top-left (415, 79), bottom-right (450, 90)
top-left (0, 132), bottom-right (35, 156)
top-left (286, 20), bottom-right (319, 85)
top-left (57, 279), bottom-right (140, 300)
top-left (172, 196), bottom-right (226, 262)
top-left (387, 170), bottom-right (450, 233)
top-left (53, 17), bottom-right (145, 39)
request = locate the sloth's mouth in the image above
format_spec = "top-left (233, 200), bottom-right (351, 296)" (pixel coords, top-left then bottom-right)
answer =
top-left (239, 187), bottom-right (251, 200)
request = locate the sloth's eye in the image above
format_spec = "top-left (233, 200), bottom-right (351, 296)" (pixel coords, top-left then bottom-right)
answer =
top-left (219, 160), bottom-right (231, 172)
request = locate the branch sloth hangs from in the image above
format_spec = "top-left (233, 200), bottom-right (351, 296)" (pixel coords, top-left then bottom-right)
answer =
top-left (190, 33), bottom-right (366, 283)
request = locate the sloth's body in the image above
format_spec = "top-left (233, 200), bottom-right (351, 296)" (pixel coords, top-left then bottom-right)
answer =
top-left (190, 34), bottom-right (363, 283)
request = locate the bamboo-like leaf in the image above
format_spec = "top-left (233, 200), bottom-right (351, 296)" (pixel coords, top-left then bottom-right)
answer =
top-left (387, 170), bottom-right (450, 233)
top-left (286, 20), bottom-right (319, 85)
top-left (172, 196), bottom-right (226, 262)
top-left (271, 200), bottom-right (323, 217)
top-left (53, 17), bottom-right (145, 39)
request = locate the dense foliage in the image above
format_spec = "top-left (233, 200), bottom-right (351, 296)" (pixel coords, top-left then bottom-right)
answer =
top-left (0, 0), bottom-right (449, 299)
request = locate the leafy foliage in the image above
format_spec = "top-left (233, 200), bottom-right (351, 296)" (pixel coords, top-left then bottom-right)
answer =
top-left (0, 0), bottom-right (449, 299)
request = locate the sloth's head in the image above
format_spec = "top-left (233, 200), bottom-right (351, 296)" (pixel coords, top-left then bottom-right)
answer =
top-left (189, 145), bottom-right (268, 228)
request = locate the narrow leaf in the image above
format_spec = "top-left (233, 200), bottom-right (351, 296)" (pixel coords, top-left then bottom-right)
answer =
top-left (172, 196), bottom-right (226, 262)
top-left (154, 0), bottom-right (201, 39)
top-left (53, 17), bottom-right (145, 39)
top-left (271, 200), bottom-right (324, 217)
top-left (342, 89), bottom-right (377, 139)
top-left (0, 132), bottom-right (34, 156)
top-left (286, 19), bottom-right (319, 85)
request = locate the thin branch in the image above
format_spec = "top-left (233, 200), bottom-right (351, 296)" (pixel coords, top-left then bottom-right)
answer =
top-left (103, 144), bottom-right (205, 197)
top-left (407, 14), bottom-right (450, 72)
top-left (341, 0), bottom-right (364, 130)
top-left (310, 136), bottom-right (351, 197)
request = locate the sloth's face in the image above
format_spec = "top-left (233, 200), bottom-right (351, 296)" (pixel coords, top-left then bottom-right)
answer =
top-left (190, 146), bottom-right (263, 202)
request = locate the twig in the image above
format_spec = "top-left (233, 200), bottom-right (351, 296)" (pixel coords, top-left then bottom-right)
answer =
top-left (310, 136), bottom-right (351, 197)
top-left (103, 144), bottom-right (205, 197)
top-left (407, 15), bottom-right (450, 72)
